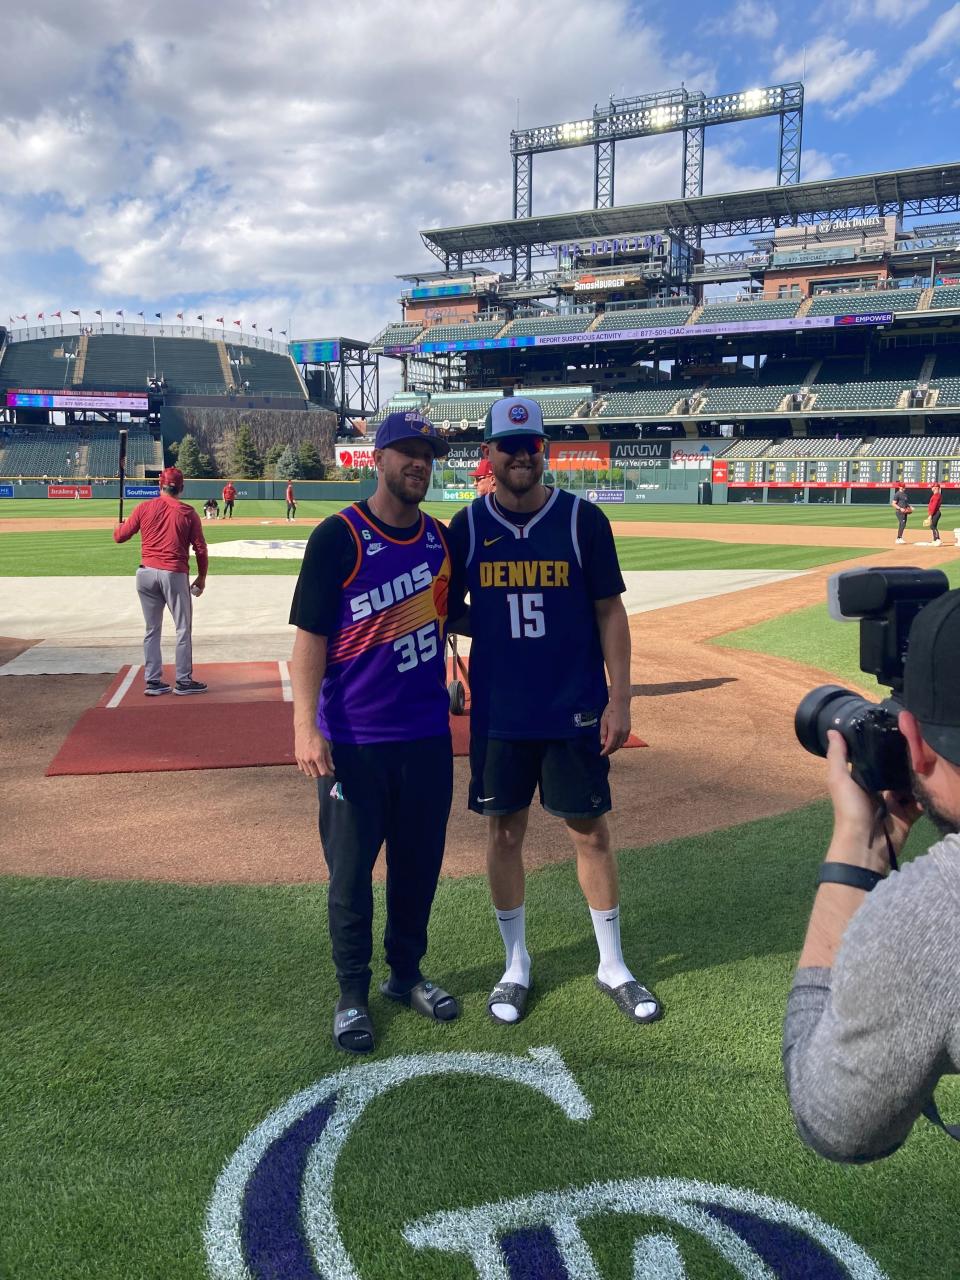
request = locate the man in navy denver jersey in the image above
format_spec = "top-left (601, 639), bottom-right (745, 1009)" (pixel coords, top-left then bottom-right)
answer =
top-left (446, 397), bottom-right (661, 1027)
top-left (289, 411), bottom-right (459, 1055)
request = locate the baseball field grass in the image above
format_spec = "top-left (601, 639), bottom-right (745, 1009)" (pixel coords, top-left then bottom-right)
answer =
top-left (0, 526), bottom-right (873, 576)
top-left (3, 804), bottom-right (957, 1280)
top-left (716, 561), bottom-right (960, 693)
top-left (3, 498), bottom-right (958, 1277)
top-left (2, 495), bottom-right (957, 528)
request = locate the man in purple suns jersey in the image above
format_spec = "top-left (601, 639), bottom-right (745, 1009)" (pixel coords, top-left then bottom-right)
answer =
top-left (289, 411), bottom-right (459, 1055)
top-left (445, 397), bottom-right (662, 1028)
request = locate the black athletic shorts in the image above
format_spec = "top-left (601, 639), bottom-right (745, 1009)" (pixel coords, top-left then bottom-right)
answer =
top-left (469, 733), bottom-right (611, 819)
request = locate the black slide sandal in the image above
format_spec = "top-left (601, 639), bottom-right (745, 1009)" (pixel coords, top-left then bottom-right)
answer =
top-left (380, 978), bottom-right (460, 1021)
top-left (333, 1002), bottom-right (375, 1054)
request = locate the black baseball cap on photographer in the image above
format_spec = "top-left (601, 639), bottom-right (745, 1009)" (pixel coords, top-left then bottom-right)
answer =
top-left (903, 588), bottom-right (960, 765)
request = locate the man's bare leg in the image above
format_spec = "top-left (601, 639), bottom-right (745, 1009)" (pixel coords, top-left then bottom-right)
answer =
top-left (487, 810), bottom-right (531, 1021)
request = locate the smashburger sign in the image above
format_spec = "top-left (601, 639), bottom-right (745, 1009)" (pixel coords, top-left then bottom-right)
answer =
top-left (335, 445), bottom-right (376, 469)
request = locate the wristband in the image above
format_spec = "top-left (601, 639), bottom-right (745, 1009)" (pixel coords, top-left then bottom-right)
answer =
top-left (816, 862), bottom-right (885, 892)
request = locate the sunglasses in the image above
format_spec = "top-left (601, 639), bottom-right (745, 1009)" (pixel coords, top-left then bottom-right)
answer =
top-left (493, 436), bottom-right (544, 455)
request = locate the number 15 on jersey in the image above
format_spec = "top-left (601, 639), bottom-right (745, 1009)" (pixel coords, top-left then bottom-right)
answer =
top-left (507, 592), bottom-right (545, 639)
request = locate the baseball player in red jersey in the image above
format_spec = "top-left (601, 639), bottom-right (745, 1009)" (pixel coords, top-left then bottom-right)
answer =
top-left (113, 466), bottom-right (208, 695)
top-left (285, 480), bottom-right (297, 522)
top-left (222, 481), bottom-right (237, 518)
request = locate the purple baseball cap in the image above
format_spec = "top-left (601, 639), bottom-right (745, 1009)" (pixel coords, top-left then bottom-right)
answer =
top-left (374, 411), bottom-right (449, 458)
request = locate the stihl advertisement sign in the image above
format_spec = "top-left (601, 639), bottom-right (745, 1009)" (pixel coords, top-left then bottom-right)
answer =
top-left (547, 443), bottom-right (611, 470)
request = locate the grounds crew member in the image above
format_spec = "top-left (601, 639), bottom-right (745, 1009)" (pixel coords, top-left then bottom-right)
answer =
top-left (289, 411), bottom-right (459, 1054)
top-left (784, 589), bottom-right (960, 1162)
top-left (222, 479), bottom-right (237, 518)
top-left (445, 397), bottom-right (661, 1027)
top-left (113, 466), bottom-right (208, 696)
top-left (285, 479), bottom-right (297, 522)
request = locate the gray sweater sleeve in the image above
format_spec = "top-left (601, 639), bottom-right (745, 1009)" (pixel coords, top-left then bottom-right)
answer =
top-left (783, 836), bottom-right (960, 1163)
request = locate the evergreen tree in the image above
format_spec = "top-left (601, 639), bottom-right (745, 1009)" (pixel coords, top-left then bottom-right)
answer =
top-left (231, 423), bottom-right (263, 478)
top-left (275, 444), bottom-right (302, 480)
top-left (297, 439), bottom-right (325, 480)
top-left (176, 434), bottom-right (207, 478)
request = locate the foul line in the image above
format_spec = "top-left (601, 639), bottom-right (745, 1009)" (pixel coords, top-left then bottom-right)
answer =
top-left (106, 664), bottom-right (140, 708)
top-left (278, 661), bottom-right (292, 702)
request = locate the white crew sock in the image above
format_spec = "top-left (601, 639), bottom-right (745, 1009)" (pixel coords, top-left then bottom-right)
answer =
top-left (590, 905), bottom-right (658, 1019)
top-left (491, 904), bottom-right (530, 1023)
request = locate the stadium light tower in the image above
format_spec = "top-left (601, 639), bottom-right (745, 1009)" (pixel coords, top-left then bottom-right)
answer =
top-left (511, 82), bottom-right (804, 218)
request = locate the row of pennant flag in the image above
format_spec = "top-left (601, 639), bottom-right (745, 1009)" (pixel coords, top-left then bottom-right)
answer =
top-left (7, 310), bottom-right (287, 334)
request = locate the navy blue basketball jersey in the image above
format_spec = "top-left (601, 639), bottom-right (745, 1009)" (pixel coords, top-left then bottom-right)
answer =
top-left (464, 488), bottom-right (611, 739)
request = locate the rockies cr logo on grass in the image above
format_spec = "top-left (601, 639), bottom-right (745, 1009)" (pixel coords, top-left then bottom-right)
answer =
top-left (204, 1047), bottom-right (887, 1279)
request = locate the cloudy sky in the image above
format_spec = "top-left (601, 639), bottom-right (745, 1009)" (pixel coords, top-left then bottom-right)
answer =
top-left (2, 0), bottom-right (959, 352)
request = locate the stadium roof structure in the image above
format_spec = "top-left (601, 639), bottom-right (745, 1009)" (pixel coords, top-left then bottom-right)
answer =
top-left (421, 162), bottom-right (960, 265)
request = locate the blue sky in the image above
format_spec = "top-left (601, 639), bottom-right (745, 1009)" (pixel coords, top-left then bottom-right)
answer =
top-left (0, 0), bottom-right (958, 352)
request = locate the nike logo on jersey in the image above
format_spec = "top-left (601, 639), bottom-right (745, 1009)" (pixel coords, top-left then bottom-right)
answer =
top-left (366, 542), bottom-right (386, 556)
top-left (483, 537), bottom-right (504, 547)
top-left (476, 795), bottom-right (496, 803)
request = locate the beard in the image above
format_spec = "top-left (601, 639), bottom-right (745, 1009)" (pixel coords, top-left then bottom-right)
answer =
top-left (909, 764), bottom-right (960, 837)
top-left (384, 468), bottom-right (428, 505)
top-left (496, 456), bottom-right (543, 496)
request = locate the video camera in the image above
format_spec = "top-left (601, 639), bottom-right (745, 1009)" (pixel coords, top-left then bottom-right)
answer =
top-left (794, 567), bottom-right (949, 793)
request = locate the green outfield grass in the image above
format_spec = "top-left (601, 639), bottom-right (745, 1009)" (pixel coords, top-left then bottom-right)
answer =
top-left (3, 495), bottom-right (957, 530)
top-left (715, 561), bottom-right (960, 692)
top-left (0, 526), bottom-right (874, 577)
top-left (3, 804), bottom-right (956, 1280)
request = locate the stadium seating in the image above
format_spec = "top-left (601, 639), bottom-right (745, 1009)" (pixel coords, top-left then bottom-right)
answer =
top-left (928, 349), bottom-right (960, 406)
top-left (227, 345), bottom-right (305, 396)
top-left (499, 314), bottom-right (594, 338)
top-left (698, 299), bottom-right (799, 323)
top-left (862, 436), bottom-right (960, 458)
top-left (418, 321), bottom-right (503, 343)
top-left (807, 289), bottom-right (921, 317)
top-left (0, 431), bottom-right (84, 477)
top-left (86, 428), bottom-right (160, 476)
top-left (928, 285), bottom-right (960, 310)
top-left (521, 389), bottom-right (593, 420)
top-left (810, 353), bottom-right (923, 410)
top-left (598, 387), bottom-right (693, 417)
top-left (593, 306), bottom-right (692, 332)
top-left (766, 438), bottom-right (864, 458)
top-left (0, 338), bottom-right (78, 390)
top-left (716, 439), bottom-right (777, 460)
top-left (368, 392), bottom-right (430, 425)
top-left (79, 335), bottom-right (227, 393)
top-left (369, 323), bottom-right (425, 350)
top-left (424, 392), bottom-right (501, 425)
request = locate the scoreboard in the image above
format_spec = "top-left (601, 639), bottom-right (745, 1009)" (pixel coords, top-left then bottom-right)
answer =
top-left (728, 459), bottom-right (765, 485)
top-left (725, 455), bottom-right (960, 487)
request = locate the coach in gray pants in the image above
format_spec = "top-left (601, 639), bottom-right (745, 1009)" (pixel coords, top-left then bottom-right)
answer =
top-left (113, 466), bottom-right (209, 696)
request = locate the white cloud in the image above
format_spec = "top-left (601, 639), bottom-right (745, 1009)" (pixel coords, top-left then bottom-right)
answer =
top-left (835, 2), bottom-right (960, 113)
top-left (0, 0), bottom-right (717, 340)
top-left (841, 0), bottom-right (931, 22)
top-left (712, 0), bottom-right (779, 41)
top-left (771, 35), bottom-right (878, 104)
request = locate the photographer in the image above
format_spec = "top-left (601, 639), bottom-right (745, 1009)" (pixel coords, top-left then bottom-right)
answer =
top-left (784, 588), bottom-right (960, 1162)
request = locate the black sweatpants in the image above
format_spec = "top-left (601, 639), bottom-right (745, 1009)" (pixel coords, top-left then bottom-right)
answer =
top-left (318, 733), bottom-right (453, 1003)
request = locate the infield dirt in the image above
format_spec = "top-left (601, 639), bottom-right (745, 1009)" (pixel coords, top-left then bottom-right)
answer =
top-left (1, 523), bottom-right (955, 883)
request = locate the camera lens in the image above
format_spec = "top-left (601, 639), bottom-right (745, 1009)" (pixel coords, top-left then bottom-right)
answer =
top-left (794, 684), bottom-right (870, 758)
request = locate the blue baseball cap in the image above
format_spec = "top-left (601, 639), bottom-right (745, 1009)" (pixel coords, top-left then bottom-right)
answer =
top-left (374, 411), bottom-right (449, 457)
top-left (483, 396), bottom-right (547, 442)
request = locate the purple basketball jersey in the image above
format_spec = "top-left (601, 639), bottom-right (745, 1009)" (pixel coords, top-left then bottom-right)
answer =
top-left (317, 505), bottom-right (451, 744)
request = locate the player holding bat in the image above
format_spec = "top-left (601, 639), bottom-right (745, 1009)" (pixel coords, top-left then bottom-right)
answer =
top-left (113, 458), bottom-right (209, 696)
